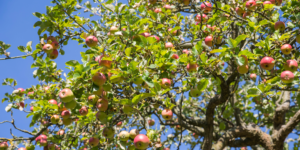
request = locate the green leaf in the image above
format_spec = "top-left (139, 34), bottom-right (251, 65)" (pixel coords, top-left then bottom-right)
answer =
top-left (65, 60), bottom-right (79, 67)
top-left (266, 76), bottom-right (280, 84)
top-left (236, 56), bottom-right (246, 66)
top-left (226, 38), bottom-right (237, 48)
top-left (132, 93), bottom-right (154, 104)
top-left (18, 46), bottom-right (26, 52)
top-left (287, 22), bottom-right (295, 28)
top-left (235, 34), bottom-right (248, 45)
top-left (125, 47), bottom-right (131, 56)
top-left (103, 4), bottom-right (115, 12)
top-left (259, 20), bottom-right (269, 26)
top-left (197, 79), bottom-right (209, 91)
top-left (247, 87), bottom-right (261, 97)
top-left (210, 49), bottom-right (226, 53)
top-left (219, 122), bottom-right (226, 130)
top-left (200, 53), bottom-right (207, 63)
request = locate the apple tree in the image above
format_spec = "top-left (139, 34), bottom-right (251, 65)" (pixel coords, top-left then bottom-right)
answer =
top-left (2, 0), bottom-right (300, 150)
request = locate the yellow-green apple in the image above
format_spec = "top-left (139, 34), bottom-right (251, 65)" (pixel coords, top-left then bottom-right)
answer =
top-left (96, 111), bottom-right (108, 124)
top-left (88, 95), bottom-right (97, 104)
top-left (260, 56), bottom-right (275, 70)
top-left (64, 100), bottom-right (77, 109)
top-left (102, 127), bottom-right (115, 138)
top-left (89, 137), bottom-right (99, 147)
top-left (119, 131), bottom-right (130, 141)
top-left (59, 88), bottom-right (75, 103)
top-left (58, 102), bottom-right (67, 112)
top-left (43, 44), bottom-right (54, 54)
top-left (190, 88), bottom-right (201, 97)
top-left (96, 98), bottom-right (108, 111)
top-left (62, 118), bottom-right (72, 126)
top-left (246, 0), bottom-right (256, 10)
top-left (133, 76), bottom-right (144, 85)
top-left (79, 106), bottom-right (88, 116)
top-left (134, 134), bottom-right (150, 149)
top-left (275, 21), bottom-right (285, 31)
top-left (130, 129), bottom-right (139, 139)
top-left (205, 36), bottom-right (213, 47)
top-left (236, 7), bottom-right (245, 16)
top-left (61, 110), bottom-right (71, 119)
top-left (270, 0), bottom-right (282, 5)
top-left (296, 35), bottom-right (300, 44)
top-left (50, 114), bottom-right (60, 124)
top-left (187, 63), bottom-right (198, 72)
top-left (161, 78), bottom-right (172, 89)
top-left (110, 26), bottom-right (118, 33)
top-left (48, 99), bottom-right (58, 105)
top-left (237, 65), bottom-right (249, 74)
top-left (281, 44), bottom-right (292, 55)
top-left (162, 109), bottom-right (173, 120)
top-left (92, 72), bottom-right (106, 86)
top-left (281, 71), bottom-right (294, 83)
top-left (85, 35), bottom-right (98, 47)
top-left (44, 86), bottom-right (50, 92)
top-left (250, 73), bottom-right (257, 81)
top-left (165, 42), bottom-right (173, 48)
top-left (49, 49), bottom-right (58, 59)
top-left (200, 2), bottom-right (212, 13)
top-left (284, 60), bottom-right (298, 72)
top-left (28, 91), bottom-right (34, 99)
top-left (171, 54), bottom-right (179, 59)
top-left (148, 119), bottom-right (155, 126)
top-left (47, 36), bottom-right (57, 42)
top-left (123, 105), bottom-right (134, 114)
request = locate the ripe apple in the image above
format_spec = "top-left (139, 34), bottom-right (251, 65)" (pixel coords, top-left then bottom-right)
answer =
top-left (110, 26), bottom-right (118, 33)
top-left (16, 101), bottom-right (25, 108)
top-left (281, 44), bottom-right (292, 55)
top-left (18, 148), bottom-right (27, 150)
top-left (237, 65), bottom-right (249, 74)
top-left (43, 44), bottom-right (54, 54)
top-left (250, 73), bottom-right (257, 81)
top-left (246, 0), bottom-right (256, 10)
top-left (263, 1), bottom-right (272, 5)
top-left (50, 40), bottom-right (59, 49)
top-left (123, 105), bottom-right (134, 114)
top-left (236, 7), bottom-right (245, 16)
top-left (30, 106), bottom-right (34, 112)
top-left (163, 4), bottom-right (171, 9)
top-left (150, 35), bottom-right (160, 42)
top-left (15, 88), bottom-right (25, 96)
top-left (200, 2), bottom-right (212, 13)
top-left (241, 147), bottom-right (247, 150)
top-left (205, 36), bottom-right (213, 47)
top-left (85, 35), bottom-right (98, 47)
top-left (270, 0), bottom-right (282, 5)
top-left (119, 131), bottom-right (130, 141)
top-left (134, 134), bottom-right (150, 149)
top-left (162, 109), bottom-right (173, 120)
top-left (57, 130), bottom-right (64, 136)
top-left (27, 91), bottom-right (34, 99)
top-left (281, 71), bottom-right (294, 83)
top-left (92, 72), bottom-right (106, 86)
top-left (195, 14), bottom-right (207, 22)
top-left (96, 111), bottom-right (108, 124)
top-left (59, 88), bottom-right (75, 103)
top-left (260, 56), bottom-right (275, 70)
top-left (79, 106), bottom-right (88, 116)
top-left (163, 148), bottom-right (170, 150)
top-left (95, 55), bottom-right (112, 68)
top-left (61, 110), bottom-right (71, 119)
top-left (0, 141), bottom-right (8, 149)
top-left (48, 49), bottom-right (59, 60)
top-left (50, 114), bottom-right (60, 124)
top-left (171, 54), bottom-right (179, 59)
top-left (44, 86), bottom-right (50, 92)
top-left (190, 88), bottom-right (201, 97)
top-left (141, 32), bottom-right (151, 37)
top-left (182, 49), bottom-right (190, 54)
top-left (102, 127), bottom-right (115, 138)
top-left (96, 98), bottom-right (108, 111)
top-left (161, 78), bottom-right (172, 89)
top-left (64, 100), bottom-right (77, 109)
top-left (88, 95), bottom-right (97, 104)
top-left (48, 99), bottom-right (58, 105)
top-left (187, 63), bottom-right (198, 72)
top-left (62, 118), bottom-right (72, 126)
top-left (116, 121), bottom-right (122, 127)
top-left (274, 21), bottom-right (285, 31)
top-left (165, 42), bottom-right (173, 48)
top-left (47, 36), bottom-right (57, 42)
top-left (168, 28), bottom-right (177, 36)
top-left (130, 129), bottom-right (139, 139)
top-left (148, 119), bottom-right (155, 126)
top-left (284, 60), bottom-right (298, 72)
top-left (154, 8), bottom-right (162, 13)
top-left (89, 137), bottom-right (99, 147)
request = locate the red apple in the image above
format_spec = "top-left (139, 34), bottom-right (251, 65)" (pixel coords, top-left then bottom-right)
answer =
top-left (260, 56), bottom-right (275, 70)
top-left (161, 78), bottom-right (172, 89)
top-left (0, 142), bottom-right (8, 149)
top-left (281, 71), bottom-right (294, 83)
top-left (118, 131), bottom-right (130, 141)
top-left (187, 63), bottom-right (198, 72)
top-left (15, 88), bottom-right (25, 96)
top-left (141, 32), bottom-right (151, 37)
top-left (57, 130), bottom-right (64, 136)
top-left (195, 14), bottom-right (207, 22)
top-left (200, 2), bottom-right (212, 13)
top-left (92, 72), bottom-right (106, 86)
top-left (263, 1), bottom-right (272, 5)
top-left (116, 121), bottom-right (122, 127)
top-left (16, 101), bottom-right (25, 108)
top-left (50, 114), bottom-right (60, 124)
top-left (44, 86), bottom-right (50, 92)
top-left (165, 42), bottom-right (173, 48)
top-left (49, 49), bottom-right (59, 59)
top-left (154, 8), bottom-right (162, 13)
top-left (27, 91), bottom-right (34, 99)
top-left (250, 73), bottom-right (257, 81)
top-left (43, 44), bottom-right (54, 54)
top-left (85, 35), bottom-right (98, 47)
top-left (274, 21), bottom-right (285, 31)
top-left (47, 36), bottom-right (57, 42)
top-left (79, 106), bottom-right (88, 116)
top-left (162, 109), bottom-right (173, 120)
top-left (243, 12), bottom-right (251, 19)
top-left (246, 0), bottom-right (256, 10)
top-left (18, 148), bottom-right (27, 150)
top-left (168, 28), bottom-right (177, 36)
top-left (48, 99), bottom-right (58, 105)
top-left (110, 26), bottom-right (118, 33)
top-left (281, 44), bottom-right (292, 55)
top-left (88, 95), bottom-right (97, 104)
top-left (134, 134), bottom-right (150, 149)
top-left (284, 60), bottom-right (298, 72)
top-left (205, 36), bottom-right (213, 47)
top-left (59, 88), bottom-right (75, 103)
top-left (130, 129), bottom-right (139, 139)
top-left (89, 137), bottom-right (99, 147)
top-left (95, 55), bottom-right (112, 68)
top-left (61, 110), bottom-right (71, 119)
top-left (182, 49), bottom-right (190, 54)
top-left (171, 54), bottom-right (179, 59)
top-left (50, 40), bottom-right (59, 49)
top-left (163, 148), bottom-right (170, 150)
top-left (30, 106), bottom-right (34, 112)
top-left (58, 102), bottom-right (67, 112)
top-left (148, 119), bottom-right (155, 126)
top-left (96, 98), bottom-right (108, 111)
top-left (241, 147), bottom-right (247, 150)
top-left (163, 4), bottom-right (171, 9)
